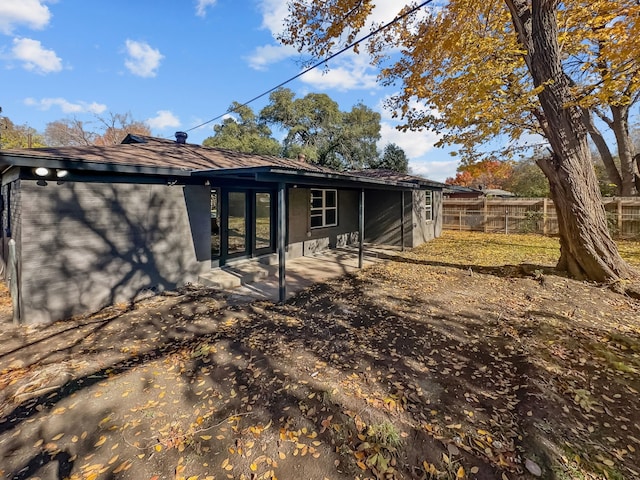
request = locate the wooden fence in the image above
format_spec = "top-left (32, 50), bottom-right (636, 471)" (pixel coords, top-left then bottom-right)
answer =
top-left (443, 197), bottom-right (640, 239)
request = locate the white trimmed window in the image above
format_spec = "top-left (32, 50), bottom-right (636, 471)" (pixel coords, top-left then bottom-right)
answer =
top-left (310, 189), bottom-right (338, 228)
top-left (425, 190), bottom-right (433, 221)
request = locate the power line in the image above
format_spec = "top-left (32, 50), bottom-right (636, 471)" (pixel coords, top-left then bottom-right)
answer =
top-left (185, 0), bottom-right (433, 133)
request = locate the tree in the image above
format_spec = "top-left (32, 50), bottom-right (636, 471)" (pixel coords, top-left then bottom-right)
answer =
top-left (0, 117), bottom-right (46, 149)
top-left (44, 118), bottom-right (96, 146)
top-left (94, 112), bottom-right (151, 145)
top-left (260, 88), bottom-right (381, 170)
top-left (203, 102), bottom-right (282, 156)
top-left (447, 159), bottom-right (513, 189)
top-left (503, 157), bottom-right (550, 197)
top-left (44, 112), bottom-right (151, 147)
top-left (368, 143), bottom-right (409, 173)
top-left (281, 1), bottom-right (638, 286)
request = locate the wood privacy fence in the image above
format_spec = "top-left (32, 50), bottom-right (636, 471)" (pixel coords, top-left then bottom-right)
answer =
top-left (443, 197), bottom-right (640, 239)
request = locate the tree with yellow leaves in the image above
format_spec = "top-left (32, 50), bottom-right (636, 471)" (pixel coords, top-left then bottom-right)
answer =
top-left (281, 0), bottom-right (639, 288)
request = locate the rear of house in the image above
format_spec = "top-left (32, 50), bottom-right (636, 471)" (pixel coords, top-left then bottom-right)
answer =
top-left (1, 135), bottom-right (443, 324)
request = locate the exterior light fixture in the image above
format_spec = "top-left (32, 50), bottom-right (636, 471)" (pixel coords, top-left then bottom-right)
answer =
top-left (34, 167), bottom-right (50, 177)
top-left (56, 169), bottom-right (69, 178)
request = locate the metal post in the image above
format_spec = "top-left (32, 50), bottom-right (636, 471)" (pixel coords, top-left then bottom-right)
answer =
top-left (400, 191), bottom-right (406, 251)
top-left (277, 183), bottom-right (286, 303)
top-left (359, 189), bottom-right (365, 269)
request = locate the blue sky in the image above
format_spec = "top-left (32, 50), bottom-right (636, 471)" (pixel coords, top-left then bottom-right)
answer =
top-left (0, 0), bottom-right (460, 181)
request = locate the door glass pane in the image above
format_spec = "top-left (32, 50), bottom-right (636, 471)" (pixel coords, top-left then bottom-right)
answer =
top-left (211, 189), bottom-right (220, 258)
top-left (255, 192), bottom-right (272, 250)
top-left (228, 192), bottom-right (246, 255)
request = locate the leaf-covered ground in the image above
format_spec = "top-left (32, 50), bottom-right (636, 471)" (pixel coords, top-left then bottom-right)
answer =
top-left (1, 232), bottom-right (639, 480)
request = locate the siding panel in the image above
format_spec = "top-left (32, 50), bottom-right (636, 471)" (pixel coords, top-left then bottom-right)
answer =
top-left (19, 181), bottom-right (210, 323)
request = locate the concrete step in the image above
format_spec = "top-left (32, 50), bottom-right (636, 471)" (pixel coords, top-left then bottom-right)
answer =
top-left (198, 262), bottom-right (277, 290)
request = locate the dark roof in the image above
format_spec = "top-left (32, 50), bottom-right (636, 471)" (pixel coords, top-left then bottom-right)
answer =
top-left (349, 169), bottom-right (445, 189)
top-left (0, 136), bottom-right (441, 190)
top-left (0, 134), bottom-right (331, 174)
top-left (443, 185), bottom-right (482, 194)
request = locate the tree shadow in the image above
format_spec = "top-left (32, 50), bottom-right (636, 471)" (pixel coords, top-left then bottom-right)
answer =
top-left (2, 264), bottom-right (638, 479)
top-left (18, 181), bottom-right (209, 323)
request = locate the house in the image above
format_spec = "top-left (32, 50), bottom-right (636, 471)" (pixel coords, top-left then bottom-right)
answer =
top-left (0, 133), bottom-right (443, 324)
top-left (444, 185), bottom-right (516, 199)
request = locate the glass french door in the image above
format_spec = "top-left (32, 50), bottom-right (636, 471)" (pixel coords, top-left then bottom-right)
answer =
top-left (219, 189), bottom-right (274, 264)
top-left (227, 191), bottom-right (247, 256)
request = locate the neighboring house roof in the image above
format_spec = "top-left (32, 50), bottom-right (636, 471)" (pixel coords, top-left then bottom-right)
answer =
top-left (443, 185), bottom-right (483, 195)
top-left (481, 188), bottom-right (516, 197)
top-left (349, 169), bottom-right (445, 189)
top-left (0, 135), bottom-right (442, 191)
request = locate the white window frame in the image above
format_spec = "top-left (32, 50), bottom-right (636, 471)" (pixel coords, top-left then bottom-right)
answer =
top-left (310, 189), bottom-right (338, 229)
top-left (425, 190), bottom-right (433, 222)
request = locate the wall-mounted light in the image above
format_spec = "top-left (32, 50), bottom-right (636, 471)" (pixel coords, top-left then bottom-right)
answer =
top-left (34, 167), bottom-right (50, 177)
top-left (56, 169), bottom-right (69, 178)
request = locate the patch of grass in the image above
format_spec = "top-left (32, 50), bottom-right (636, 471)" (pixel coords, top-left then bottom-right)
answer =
top-left (367, 420), bottom-right (402, 449)
top-left (413, 231), bottom-right (561, 266)
top-left (420, 231), bottom-right (640, 269)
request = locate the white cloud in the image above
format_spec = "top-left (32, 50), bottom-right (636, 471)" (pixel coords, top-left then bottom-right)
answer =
top-left (12, 37), bottom-right (61, 74)
top-left (124, 40), bottom-right (163, 78)
top-left (0, 0), bottom-right (51, 35)
top-left (246, 44), bottom-right (296, 71)
top-left (410, 158), bottom-right (459, 182)
top-left (250, 1), bottom-right (422, 68)
top-left (301, 65), bottom-right (378, 91)
top-left (24, 97), bottom-right (107, 114)
top-left (146, 110), bottom-right (180, 130)
top-left (379, 122), bottom-right (441, 159)
top-left (195, 0), bottom-right (217, 18)
top-left (257, 0), bottom-right (290, 34)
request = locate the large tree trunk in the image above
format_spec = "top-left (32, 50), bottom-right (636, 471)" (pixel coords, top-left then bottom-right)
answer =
top-left (582, 109), bottom-right (622, 196)
top-left (610, 104), bottom-right (639, 196)
top-left (506, 0), bottom-right (636, 283)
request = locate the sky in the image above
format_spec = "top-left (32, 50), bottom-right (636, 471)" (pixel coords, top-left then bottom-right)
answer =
top-left (0, 0), bottom-right (461, 181)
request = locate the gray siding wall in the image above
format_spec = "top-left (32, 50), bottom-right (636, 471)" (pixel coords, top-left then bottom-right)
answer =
top-left (287, 188), bottom-right (359, 257)
top-left (1, 180), bottom-right (22, 277)
top-left (410, 189), bottom-right (443, 247)
top-left (365, 188), bottom-right (443, 248)
top-left (364, 189), bottom-right (403, 246)
top-left (18, 181), bottom-right (210, 323)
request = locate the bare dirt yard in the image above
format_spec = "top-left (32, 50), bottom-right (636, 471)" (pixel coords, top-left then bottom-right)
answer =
top-left (1, 232), bottom-right (639, 480)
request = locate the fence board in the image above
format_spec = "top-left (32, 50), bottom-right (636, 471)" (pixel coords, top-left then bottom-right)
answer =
top-left (443, 197), bottom-right (640, 239)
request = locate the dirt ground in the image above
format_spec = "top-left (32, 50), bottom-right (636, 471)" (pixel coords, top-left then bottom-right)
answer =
top-left (1, 232), bottom-right (639, 480)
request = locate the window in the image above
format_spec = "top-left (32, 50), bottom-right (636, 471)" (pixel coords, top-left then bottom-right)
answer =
top-left (425, 190), bottom-right (433, 221)
top-left (310, 189), bottom-right (338, 228)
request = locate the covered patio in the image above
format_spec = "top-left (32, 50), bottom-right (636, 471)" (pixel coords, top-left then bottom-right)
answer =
top-left (198, 244), bottom-right (402, 303)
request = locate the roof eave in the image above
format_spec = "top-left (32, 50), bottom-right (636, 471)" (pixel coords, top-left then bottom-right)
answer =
top-left (0, 152), bottom-right (192, 177)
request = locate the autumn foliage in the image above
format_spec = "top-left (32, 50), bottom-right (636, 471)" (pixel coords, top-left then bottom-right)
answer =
top-left (446, 160), bottom-right (513, 189)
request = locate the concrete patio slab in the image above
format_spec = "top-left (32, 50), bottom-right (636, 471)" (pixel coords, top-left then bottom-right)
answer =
top-left (199, 246), bottom-right (402, 303)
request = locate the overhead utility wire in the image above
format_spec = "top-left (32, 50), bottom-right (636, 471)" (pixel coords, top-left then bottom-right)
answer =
top-left (185, 0), bottom-right (433, 133)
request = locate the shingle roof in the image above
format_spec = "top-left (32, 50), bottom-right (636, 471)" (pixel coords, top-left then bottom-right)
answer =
top-left (0, 134), bottom-right (333, 174)
top-left (349, 169), bottom-right (445, 188)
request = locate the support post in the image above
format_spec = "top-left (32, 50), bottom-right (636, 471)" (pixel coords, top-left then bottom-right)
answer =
top-left (617, 198), bottom-right (623, 236)
top-left (400, 191), bottom-right (406, 251)
top-left (542, 198), bottom-right (548, 235)
top-left (359, 188), bottom-right (365, 269)
top-left (483, 198), bottom-right (488, 233)
top-left (277, 182), bottom-right (286, 303)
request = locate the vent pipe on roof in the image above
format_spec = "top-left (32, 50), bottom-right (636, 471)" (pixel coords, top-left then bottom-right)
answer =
top-left (297, 153), bottom-right (306, 162)
top-left (175, 131), bottom-right (188, 144)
